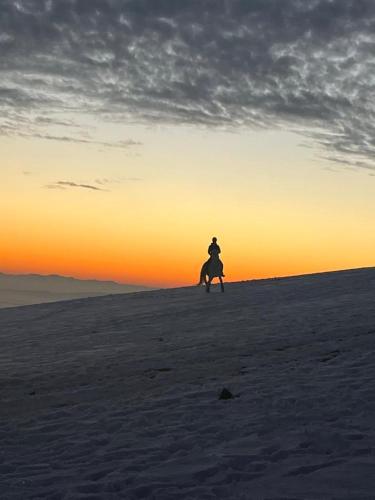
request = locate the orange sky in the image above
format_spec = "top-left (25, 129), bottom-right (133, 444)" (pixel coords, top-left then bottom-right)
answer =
top-left (2, 128), bottom-right (375, 287)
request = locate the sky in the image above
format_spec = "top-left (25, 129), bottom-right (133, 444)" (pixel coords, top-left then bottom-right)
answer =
top-left (1, 0), bottom-right (375, 287)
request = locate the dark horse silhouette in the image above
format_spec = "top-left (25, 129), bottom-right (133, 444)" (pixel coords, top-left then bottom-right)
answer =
top-left (197, 238), bottom-right (225, 292)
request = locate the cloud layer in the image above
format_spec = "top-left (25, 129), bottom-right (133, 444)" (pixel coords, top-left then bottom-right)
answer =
top-left (45, 176), bottom-right (141, 191)
top-left (46, 181), bottom-right (105, 191)
top-left (1, 0), bottom-right (375, 167)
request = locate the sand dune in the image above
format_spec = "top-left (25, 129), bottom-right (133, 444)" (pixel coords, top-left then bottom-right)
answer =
top-left (1, 268), bottom-right (375, 499)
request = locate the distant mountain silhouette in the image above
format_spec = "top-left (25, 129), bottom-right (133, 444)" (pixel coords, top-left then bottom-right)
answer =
top-left (0, 272), bottom-right (154, 308)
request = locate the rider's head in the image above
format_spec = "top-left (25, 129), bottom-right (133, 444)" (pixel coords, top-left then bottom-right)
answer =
top-left (212, 237), bottom-right (217, 243)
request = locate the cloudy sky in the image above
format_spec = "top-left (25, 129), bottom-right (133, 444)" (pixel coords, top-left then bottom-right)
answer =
top-left (2, 0), bottom-right (375, 286)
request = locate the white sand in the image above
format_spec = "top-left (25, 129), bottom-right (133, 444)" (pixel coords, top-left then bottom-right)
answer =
top-left (1, 268), bottom-right (375, 499)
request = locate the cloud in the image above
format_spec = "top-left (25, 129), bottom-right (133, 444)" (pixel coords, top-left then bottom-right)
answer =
top-left (1, 0), bottom-right (375, 168)
top-left (45, 184), bottom-right (66, 190)
top-left (30, 133), bottom-right (141, 149)
top-left (94, 176), bottom-right (141, 185)
top-left (45, 176), bottom-right (141, 191)
top-left (46, 181), bottom-right (106, 191)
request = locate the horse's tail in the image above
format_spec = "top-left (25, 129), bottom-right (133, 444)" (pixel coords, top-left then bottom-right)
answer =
top-left (197, 262), bottom-right (207, 286)
top-left (197, 270), bottom-right (204, 286)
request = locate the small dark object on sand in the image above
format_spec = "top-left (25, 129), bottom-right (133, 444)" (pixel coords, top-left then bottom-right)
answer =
top-left (219, 388), bottom-right (233, 400)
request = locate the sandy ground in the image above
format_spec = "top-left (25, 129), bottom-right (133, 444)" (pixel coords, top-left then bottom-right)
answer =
top-left (1, 268), bottom-right (375, 499)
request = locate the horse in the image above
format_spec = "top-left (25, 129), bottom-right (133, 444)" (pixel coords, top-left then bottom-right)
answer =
top-left (197, 255), bottom-right (225, 292)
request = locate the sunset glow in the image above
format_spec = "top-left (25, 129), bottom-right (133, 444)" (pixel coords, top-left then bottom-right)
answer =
top-left (3, 128), bottom-right (375, 287)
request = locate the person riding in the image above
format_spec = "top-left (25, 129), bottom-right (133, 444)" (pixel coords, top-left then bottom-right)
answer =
top-left (208, 237), bottom-right (221, 258)
top-left (207, 237), bottom-right (225, 278)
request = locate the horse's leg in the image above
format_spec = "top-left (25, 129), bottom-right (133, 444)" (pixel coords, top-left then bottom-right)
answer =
top-left (206, 277), bottom-right (211, 293)
top-left (219, 277), bottom-right (224, 292)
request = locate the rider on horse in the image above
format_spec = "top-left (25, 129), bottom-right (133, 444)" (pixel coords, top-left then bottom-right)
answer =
top-left (198, 237), bottom-right (225, 292)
